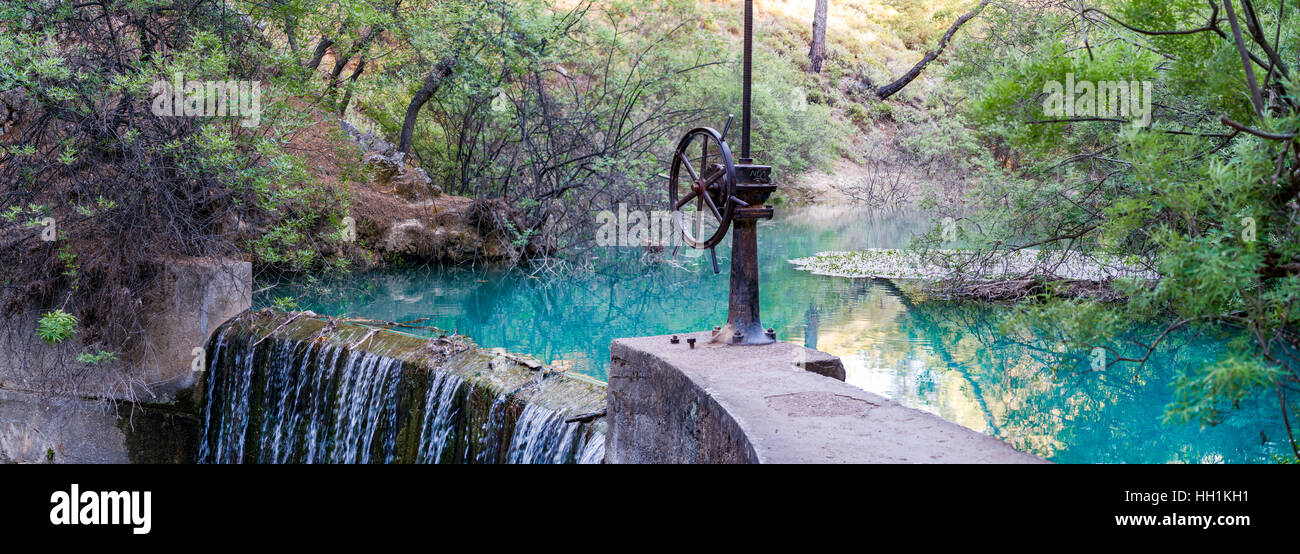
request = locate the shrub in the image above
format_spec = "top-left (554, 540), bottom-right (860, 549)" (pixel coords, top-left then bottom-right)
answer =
top-left (37, 310), bottom-right (78, 345)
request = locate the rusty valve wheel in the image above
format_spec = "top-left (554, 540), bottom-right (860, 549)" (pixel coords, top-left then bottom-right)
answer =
top-left (669, 127), bottom-right (738, 266)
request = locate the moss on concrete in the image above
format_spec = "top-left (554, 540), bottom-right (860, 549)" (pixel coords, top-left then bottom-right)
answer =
top-left (198, 309), bottom-right (606, 464)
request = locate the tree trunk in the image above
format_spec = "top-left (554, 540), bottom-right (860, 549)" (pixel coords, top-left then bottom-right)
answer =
top-left (327, 27), bottom-right (382, 105)
top-left (398, 56), bottom-right (458, 155)
top-left (284, 16), bottom-right (300, 56)
top-left (809, 0), bottom-right (828, 73)
top-left (329, 27), bottom-right (381, 82)
top-left (337, 57), bottom-right (367, 117)
top-left (304, 36), bottom-right (334, 70)
top-left (875, 0), bottom-right (989, 100)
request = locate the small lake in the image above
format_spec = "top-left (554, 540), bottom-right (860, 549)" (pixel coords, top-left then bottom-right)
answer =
top-left (259, 205), bottom-right (1287, 463)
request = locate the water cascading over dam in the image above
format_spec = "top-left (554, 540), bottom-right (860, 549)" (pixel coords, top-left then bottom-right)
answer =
top-left (197, 311), bottom-right (606, 464)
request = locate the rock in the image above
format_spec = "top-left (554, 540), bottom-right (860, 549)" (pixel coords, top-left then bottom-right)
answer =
top-left (362, 150), bottom-right (405, 184)
top-left (339, 119), bottom-right (359, 139)
top-left (0, 88), bottom-right (31, 138)
top-left (344, 127), bottom-right (547, 264)
top-left (360, 144), bottom-right (440, 202)
top-left (358, 131), bottom-right (393, 154)
top-left (379, 217), bottom-right (484, 261)
top-left (391, 166), bottom-right (440, 201)
top-left (339, 119), bottom-right (395, 153)
top-left (380, 218), bottom-right (432, 257)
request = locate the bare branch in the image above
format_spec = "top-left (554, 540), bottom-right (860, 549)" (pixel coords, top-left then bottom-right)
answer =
top-left (876, 0), bottom-right (990, 100)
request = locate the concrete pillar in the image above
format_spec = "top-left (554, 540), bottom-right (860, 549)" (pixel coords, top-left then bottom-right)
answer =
top-left (140, 258), bottom-right (252, 396)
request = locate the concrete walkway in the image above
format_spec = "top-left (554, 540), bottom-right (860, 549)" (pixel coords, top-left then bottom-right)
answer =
top-left (607, 332), bottom-right (1046, 464)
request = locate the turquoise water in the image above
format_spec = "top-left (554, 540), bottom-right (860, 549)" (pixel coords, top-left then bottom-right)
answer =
top-left (259, 206), bottom-right (1288, 463)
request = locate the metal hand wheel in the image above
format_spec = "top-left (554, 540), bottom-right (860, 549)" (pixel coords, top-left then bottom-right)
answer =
top-left (669, 126), bottom-right (738, 271)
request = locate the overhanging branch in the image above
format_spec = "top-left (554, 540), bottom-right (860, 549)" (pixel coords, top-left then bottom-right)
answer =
top-left (875, 0), bottom-right (990, 100)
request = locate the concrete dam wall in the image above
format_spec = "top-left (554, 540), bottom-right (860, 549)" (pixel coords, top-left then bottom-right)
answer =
top-left (5, 302), bottom-right (1042, 464)
top-left (197, 311), bottom-right (607, 464)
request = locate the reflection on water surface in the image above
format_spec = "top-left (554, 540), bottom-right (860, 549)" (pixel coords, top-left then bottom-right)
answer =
top-left (261, 206), bottom-right (1285, 463)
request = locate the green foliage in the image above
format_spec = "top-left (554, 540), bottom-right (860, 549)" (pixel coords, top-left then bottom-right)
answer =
top-left (846, 102), bottom-right (872, 127)
top-left (37, 310), bottom-right (78, 345)
top-left (76, 350), bottom-right (119, 365)
top-left (56, 244), bottom-right (79, 281)
top-left (271, 296), bottom-right (300, 311)
top-left (0, 0), bottom-right (362, 360)
top-left (937, 0), bottom-right (1300, 457)
top-left (1167, 351), bottom-right (1282, 426)
top-left (357, 0), bottom-right (842, 206)
top-left (688, 39), bottom-right (844, 175)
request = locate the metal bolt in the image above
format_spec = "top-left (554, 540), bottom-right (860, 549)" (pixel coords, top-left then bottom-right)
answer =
top-left (733, 330), bottom-right (744, 343)
top-left (712, 326), bottom-right (721, 335)
top-left (686, 338), bottom-right (696, 349)
top-left (765, 328), bottom-right (776, 338)
top-left (670, 335), bottom-right (680, 344)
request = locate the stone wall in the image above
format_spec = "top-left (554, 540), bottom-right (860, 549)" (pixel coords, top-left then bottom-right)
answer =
top-left (141, 258), bottom-right (253, 396)
top-left (0, 258), bottom-right (248, 463)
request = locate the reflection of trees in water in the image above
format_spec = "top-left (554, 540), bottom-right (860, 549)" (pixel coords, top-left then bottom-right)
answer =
top-left (881, 282), bottom-right (1281, 463)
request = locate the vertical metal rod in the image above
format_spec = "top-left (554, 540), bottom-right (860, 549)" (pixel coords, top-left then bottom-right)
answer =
top-left (741, 0), bottom-right (752, 161)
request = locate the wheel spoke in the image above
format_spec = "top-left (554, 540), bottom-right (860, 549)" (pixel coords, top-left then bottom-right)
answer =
top-left (702, 167), bottom-right (725, 189)
top-left (694, 195), bottom-right (705, 237)
top-left (701, 190), bottom-right (723, 222)
top-left (673, 189), bottom-right (699, 211)
top-left (677, 152), bottom-right (699, 182)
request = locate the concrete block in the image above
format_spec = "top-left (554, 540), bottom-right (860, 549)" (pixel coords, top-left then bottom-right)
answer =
top-left (139, 258), bottom-right (251, 396)
top-left (0, 390), bottom-right (129, 463)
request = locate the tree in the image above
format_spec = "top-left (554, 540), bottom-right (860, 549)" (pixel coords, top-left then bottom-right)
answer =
top-left (930, 0), bottom-right (1300, 460)
top-left (809, 0), bottom-right (828, 73)
top-left (0, 0), bottom-right (353, 400)
top-left (397, 56), bottom-right (459, 155)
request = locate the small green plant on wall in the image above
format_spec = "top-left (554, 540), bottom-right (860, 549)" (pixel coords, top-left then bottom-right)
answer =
top-left (36, 309), bottom-right (78, 345)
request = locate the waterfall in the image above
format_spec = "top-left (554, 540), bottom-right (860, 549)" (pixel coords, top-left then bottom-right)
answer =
top-left (577, 433), bottom-right (606, 465)
top-left (415, 371), bottom-right (464, 463)
top-left (198, 315), bottom-right (605, 464)
top-left (505, 404), bottom-right (594, 464)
